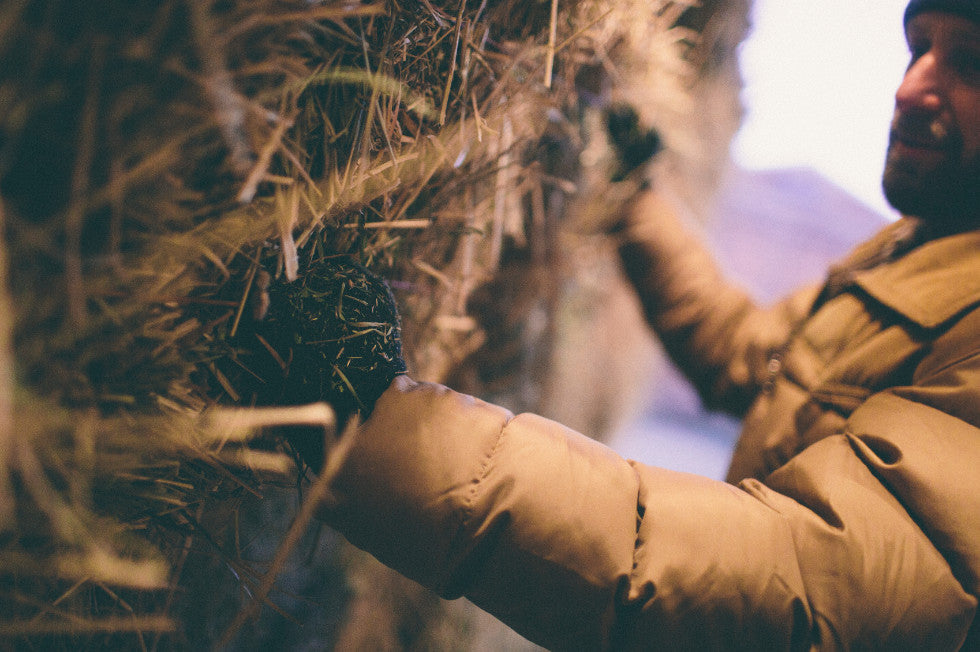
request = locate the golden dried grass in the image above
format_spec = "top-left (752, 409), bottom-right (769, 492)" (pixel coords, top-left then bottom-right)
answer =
top-left (0, 0), bottom-right (729, 645)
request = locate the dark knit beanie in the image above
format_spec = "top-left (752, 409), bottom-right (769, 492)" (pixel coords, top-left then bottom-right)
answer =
top-left (904, 0), bottom-right (980, 26)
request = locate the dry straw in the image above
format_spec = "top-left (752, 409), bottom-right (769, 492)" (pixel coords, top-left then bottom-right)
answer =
top-left (0, 0), bottom-right (726, 646)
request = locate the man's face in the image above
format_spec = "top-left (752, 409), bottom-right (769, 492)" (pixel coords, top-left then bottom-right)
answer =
top-left (883, 12), bottom-right (980, 225)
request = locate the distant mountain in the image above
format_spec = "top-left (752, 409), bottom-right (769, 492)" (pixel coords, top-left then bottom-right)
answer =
top-left (707, 164), bottom-right (891, 302)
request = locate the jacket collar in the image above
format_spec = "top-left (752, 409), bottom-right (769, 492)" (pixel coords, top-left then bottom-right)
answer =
top-left (850, 220), bottom-right (980, 329)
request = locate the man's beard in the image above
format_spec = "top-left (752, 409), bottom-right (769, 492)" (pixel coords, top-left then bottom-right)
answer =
top-left (882, 109), bottom-right (980, 227)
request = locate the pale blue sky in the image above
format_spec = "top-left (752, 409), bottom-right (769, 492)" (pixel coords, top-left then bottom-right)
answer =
top-left (733, 0), bottom-right (912, 218)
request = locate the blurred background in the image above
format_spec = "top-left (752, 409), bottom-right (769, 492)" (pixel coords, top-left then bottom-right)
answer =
top-left (735, 0), bottom-right (908, 218)
top-left (610, 0), bottom-right (911, 479)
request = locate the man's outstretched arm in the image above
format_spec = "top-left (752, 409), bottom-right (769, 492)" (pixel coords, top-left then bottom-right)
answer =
top-left (317, 375), bottom-right (976, 650)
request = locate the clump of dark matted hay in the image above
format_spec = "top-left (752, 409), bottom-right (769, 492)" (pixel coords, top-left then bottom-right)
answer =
top-left (255, 256), bottom-right (406, 416)
top-left (239, 253), bottom-right (407, 469)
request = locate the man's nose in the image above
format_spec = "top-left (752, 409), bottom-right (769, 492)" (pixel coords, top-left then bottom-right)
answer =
top-left (895, 52), bottom-right (944, 114)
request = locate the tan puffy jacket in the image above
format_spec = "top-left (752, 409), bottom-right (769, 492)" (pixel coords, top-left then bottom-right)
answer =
top-left (320, 202), bottom-right (980, 650)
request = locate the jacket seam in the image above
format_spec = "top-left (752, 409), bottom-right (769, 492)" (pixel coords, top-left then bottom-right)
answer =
top-left (609, 464), bottom-right (653, 649)
top-left (916, 346), bottom-right (980, 384)
top-left (459, 414), bottom-right (512, 530)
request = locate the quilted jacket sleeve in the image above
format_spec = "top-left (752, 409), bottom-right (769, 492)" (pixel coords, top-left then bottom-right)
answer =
top-left (318, 376), bottom-right (978, 650)
top-left (615, 190), bottom-right (818, 415)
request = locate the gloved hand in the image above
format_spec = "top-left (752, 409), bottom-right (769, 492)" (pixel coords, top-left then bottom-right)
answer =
top-left (570, 102), bottom-right (664, 236)
top-left (605, 103), bottom-right (663, 183)
top-left (248, 256), bottom-right (407, 470)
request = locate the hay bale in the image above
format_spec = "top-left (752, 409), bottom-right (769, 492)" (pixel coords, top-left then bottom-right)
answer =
top-left (0, 0), bottom-right (748, 647)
